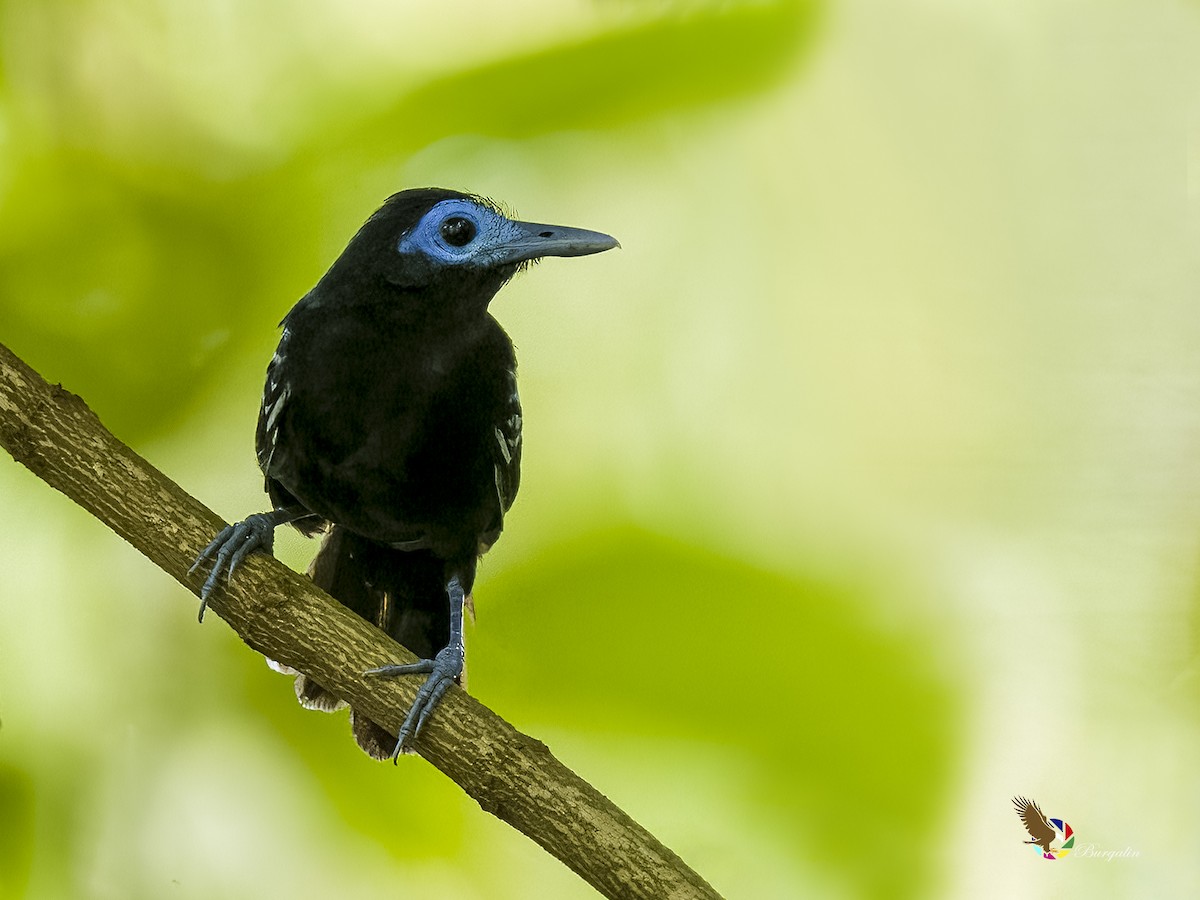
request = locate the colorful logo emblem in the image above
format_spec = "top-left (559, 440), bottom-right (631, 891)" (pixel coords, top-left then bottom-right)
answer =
top-left (1012, 796), bottom-right (1074, 860)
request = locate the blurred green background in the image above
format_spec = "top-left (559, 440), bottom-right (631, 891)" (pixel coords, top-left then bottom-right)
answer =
top-left (1, 0), bottom-right (1197, 897)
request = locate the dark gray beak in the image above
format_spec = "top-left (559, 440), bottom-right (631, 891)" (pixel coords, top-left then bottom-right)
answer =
top-left (491, 220), bottom-right (620, 266)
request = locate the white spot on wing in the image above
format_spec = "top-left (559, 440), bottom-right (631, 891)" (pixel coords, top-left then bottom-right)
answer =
top-left (264, 383), bottom-right (290, 433)
top-left (494, 427), bottom-right (512, 465)
top-left (257, 326), bottom-right (294, 474)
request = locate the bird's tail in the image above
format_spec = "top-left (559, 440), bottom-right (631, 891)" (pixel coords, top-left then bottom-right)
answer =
top-left (293, 525), bottom-right (453, 759)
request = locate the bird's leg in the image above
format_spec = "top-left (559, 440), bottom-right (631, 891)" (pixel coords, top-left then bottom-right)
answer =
top-left (365, 574), bottom-right (466, 761)
top-left (189, 507), bottom-right (313, 620)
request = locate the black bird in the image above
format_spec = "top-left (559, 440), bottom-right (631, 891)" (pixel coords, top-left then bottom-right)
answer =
top-left (190, 188), bottom-right (617, 760)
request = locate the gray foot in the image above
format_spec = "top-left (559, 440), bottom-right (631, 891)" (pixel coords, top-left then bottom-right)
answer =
top-left (189, 512), bottom-right (283, 620)
top-left (365, 643), bottom-right (464, 761)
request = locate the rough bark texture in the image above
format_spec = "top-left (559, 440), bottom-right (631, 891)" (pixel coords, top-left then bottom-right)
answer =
top-left (0, 340), bottom-right (723, 900)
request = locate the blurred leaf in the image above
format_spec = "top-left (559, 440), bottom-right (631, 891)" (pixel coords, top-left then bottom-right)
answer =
top-left (309, 0), bottom-right (821, 161)
top-left (0, 151), bottom-right (304, 440)
top-left (476, 527), bottom-right (958, 899)
top-left (0, 761), bottom-right (34, 898)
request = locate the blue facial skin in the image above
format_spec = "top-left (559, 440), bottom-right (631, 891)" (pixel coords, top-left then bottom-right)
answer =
top-left (397, 198), bottom-right (619, 270)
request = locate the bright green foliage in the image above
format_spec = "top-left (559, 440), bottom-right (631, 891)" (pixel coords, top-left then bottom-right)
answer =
top-left (479, 527), bottom-right (954, 898)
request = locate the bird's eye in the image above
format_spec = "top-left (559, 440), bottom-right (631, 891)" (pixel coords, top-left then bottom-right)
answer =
top-left (439, 217), bottom-right (477, 247)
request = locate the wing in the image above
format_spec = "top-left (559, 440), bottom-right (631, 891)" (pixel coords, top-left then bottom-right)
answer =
top-left (1012, 796), bottom-right (1056, 845)
top-left (253, 320), bottom-right (325, 533)
top-left (256, 322), bottom-right (293, 479)
top-left (477, 363), bottom-right (521, 557)
top-left (491, 365), bottom-right (522, 517)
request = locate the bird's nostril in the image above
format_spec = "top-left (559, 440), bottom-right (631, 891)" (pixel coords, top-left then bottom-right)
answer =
top-left (539, 231), bottom-right (553, 238)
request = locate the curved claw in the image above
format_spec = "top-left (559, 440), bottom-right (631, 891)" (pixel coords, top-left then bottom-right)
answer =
top-left (366, 643), bottom-right (464, 761)
top-left (189, 512), bottom-right (281, 621)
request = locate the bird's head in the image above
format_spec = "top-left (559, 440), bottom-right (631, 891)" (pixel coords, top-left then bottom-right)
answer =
top-left (317, 188), bottom-right (618, 325)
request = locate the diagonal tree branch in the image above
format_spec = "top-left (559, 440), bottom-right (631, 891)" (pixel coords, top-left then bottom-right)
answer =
top-left (0, 341), bottom-right (723, 900)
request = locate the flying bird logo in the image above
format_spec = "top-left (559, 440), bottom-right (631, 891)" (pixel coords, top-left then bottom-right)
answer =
top-left (1012, 796), bottom-right (1075, 860)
